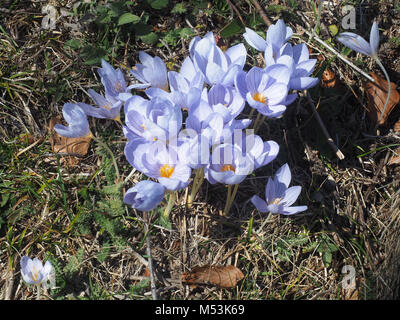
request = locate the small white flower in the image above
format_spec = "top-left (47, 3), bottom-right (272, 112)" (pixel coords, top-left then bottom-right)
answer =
top-left (20, 256), bottom-right (53, 286)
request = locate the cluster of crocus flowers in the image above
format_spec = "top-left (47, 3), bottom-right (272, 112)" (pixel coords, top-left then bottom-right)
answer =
top-left (54, 19), bottom-right (311, 218)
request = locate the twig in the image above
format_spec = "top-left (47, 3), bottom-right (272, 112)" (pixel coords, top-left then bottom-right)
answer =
top-left (225, 0), bottom-right (246, 26)
top-left (251, 0), bottom-right (272, 27)
top-left (305, 91), bottom-right (345, 160)
top-left (301, 28), bottom-right (375, 84)
top-left (145, 212), bottom-right (158, 300)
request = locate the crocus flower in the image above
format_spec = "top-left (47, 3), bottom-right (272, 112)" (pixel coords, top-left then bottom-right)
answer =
top-left (54, 103), bottom-right (91, 138)
top-left (138, 143), bottom-right (192, 191)
top-left (189, 31), bottom-right (246, 86)
top-left (243, 19), bottom-right (293, 53)
top-left (264, 44), bottom-right (319, 91)
top-left (123, 95), bottom-right (182, 143)
top-left (206, 84), bottom-right (245, 123)
top-left (236, 133), bottom-right (279, 169)
top-left (20, 256), bottom-right (53, 285)
top-left (235, 65), bottom-right (290, 118)
top-left (124, 180), bottom-right (166, 211)
top-left (77, 89), bottom-right (122, 121)
top-left (130, 51), bottom-right (169, 91)
top-left (205, 143), bottom-right (254, 185)
top-left (337, 21), bottom-right (379, 57)
top-left (251, 163), bottom-right (307, 215)
top-left (97, 59), bottom-right (132, 102)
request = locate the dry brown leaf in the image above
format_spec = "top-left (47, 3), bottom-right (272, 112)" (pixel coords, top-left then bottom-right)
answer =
top-left (364, 72), bottom-right (400, 126)
top-left (48, 116), bottom-right (91, 166)
top-left (182, 265), bottom-right (244, 288)
top-left (389, 147), bottom-right (400, 166)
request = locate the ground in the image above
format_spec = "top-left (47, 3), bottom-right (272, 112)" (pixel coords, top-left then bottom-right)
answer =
top-left (0, 0), bottom-right (400, 300)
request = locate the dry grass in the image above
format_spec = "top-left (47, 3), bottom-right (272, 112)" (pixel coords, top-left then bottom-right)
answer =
top-left (1, 0), bottom-right (400, 300)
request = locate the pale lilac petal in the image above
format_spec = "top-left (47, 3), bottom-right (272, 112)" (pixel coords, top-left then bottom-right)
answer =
top-left (251, 195), bottom-right (269, 213)
top-left (243, 27), bottom-right (267, 52)
top-left (274, 163), bottom-right (291, 187)
top-left (369, 21), bottom-right (379, 56)
top-left (289, 77), bottom-right (319, 90)
top-left (280, 205), bottom-right (307, 215)
top-left (263, 83), bottom-right (288, 106)
top-left (337, 32), bottom-right (372, 56)
top-left (282, 185), bottom-right (302, 206)
top-left (225, 43), bottom-right (247, 68)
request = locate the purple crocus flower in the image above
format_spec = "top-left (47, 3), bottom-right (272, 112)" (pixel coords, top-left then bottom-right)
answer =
top-left (206, 84), bottom-right (245, 123)
top-left (77, 89), bottom-right (122, 121)
top-left (124, 180), bottom-right (166, 211)
top-left (205, 143), bottom-right (254, 185)
top-left (139, 143), bottom-right (192, 191)
top-left (264, 44), bottom-right (319, 91)
top-left (189, 32), bottom-right (246, 86)
top-left (337, 21), bottom-right (379, 57)
top-left (123, 95), bottom-right (182, 143)
top-left (236, 133), bottom-right (279, 169)
top-left (54, 103), bottom-right (91, 138)
top-left (243, 19), bottom-right (293, 53)
top-left (251, 163), bottom-right (307, 215)
top-left (20, 256), bottom-right (53, 285)
top-left (130, 51), bottom-right (169, 91)
top-left (235, 65), bottom-right (290, 118)
top-left (97, 59), bottom-right (132, 102)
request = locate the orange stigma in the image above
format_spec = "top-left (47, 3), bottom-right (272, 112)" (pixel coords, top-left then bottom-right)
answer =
top-left (221, 164), bottom-right (235, 172)
top-left (253, 93), bottom-right (266, 104)
top-left (160, 164), bottom-right (174, 178)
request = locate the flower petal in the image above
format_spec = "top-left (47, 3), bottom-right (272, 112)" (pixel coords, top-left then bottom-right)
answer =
top-left (251, 195), bottom-right (269, 213)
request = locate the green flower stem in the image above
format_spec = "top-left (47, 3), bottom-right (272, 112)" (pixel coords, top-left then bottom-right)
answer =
top-left (163, 191), bottom-right (176, 220)
top-left (187, 167), bottom-right (204, 209)
top-left (374, 57), bottom-right (392, 126)
top-left (248, 108), bottom-right (256, 119)
top-left (92, 135), bottom-right (120, 183)
top-left (223, 184), bottom-right (239, 216)
top-left (254, 114), bottom-right (266, 134)
top-left (36, 284), bottom-right (41, 300)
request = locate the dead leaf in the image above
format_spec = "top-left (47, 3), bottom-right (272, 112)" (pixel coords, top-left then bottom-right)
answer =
top-left (182, 265), bottom-right (244, 288)
top-left (48, 116), bottom-right (91, 166)
top-left (388, 148), bottom-right (400, 166)
top-left (364, 72), bottom-right (400, 126)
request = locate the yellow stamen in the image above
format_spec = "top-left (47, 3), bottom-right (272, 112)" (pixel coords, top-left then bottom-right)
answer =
top-left (141, 124), bottom-right (146, 130)
top-left (32, 266), bottom-right (38, 282)
top-left (221, 164), bottom-right (235, 172)
top-left (269, 198), bottom-right (282, 205)
top-left (160, 164), bottom-right (174, 178)
top-left (253, 92), bottom-right (267, 104)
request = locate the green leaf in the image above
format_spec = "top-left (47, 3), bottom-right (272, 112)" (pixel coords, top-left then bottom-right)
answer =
top-left (140, 32), bottom-right (158, 44)
top-left (147, 0), bottom-right (169, 10)
top-left (220, 19), bottom-right (244, 38)
top-left (329, 24), bottom-right (339, 36)
top-left (118, 12), bottom-right (140, 25)
top-left (179, 27), bottom-right (195, 39)
top-left (322, 250), bottom-right (332, 267)
top-left (64, 39), bottom-right (82, 50)
top-left (171, 2), bottom-right (187, 14)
